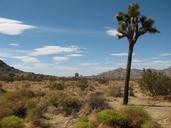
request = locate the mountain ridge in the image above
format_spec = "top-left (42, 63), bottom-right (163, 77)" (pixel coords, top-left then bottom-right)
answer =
top-left (91, 67), bottom-right (171, 80)
top-left (0, 59), bottom-right (171, 80)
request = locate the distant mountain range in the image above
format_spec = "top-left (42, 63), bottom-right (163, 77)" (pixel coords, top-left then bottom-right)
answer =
top-left (91, 67), bottom-right (171, 80)
top-left (0, 59), bottom-right (171, 80)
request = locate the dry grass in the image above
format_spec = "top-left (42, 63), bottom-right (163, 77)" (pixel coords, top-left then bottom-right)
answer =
top-left (0, 80), bottom-right (171, 128)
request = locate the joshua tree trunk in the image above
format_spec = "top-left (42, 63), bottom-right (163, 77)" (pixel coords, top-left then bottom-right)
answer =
top-left (123, 43), bottom-right (134, 105)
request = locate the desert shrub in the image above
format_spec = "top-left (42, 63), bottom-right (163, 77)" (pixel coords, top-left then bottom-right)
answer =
top-left (139, 69), bottom-right (171, 96)
top-left (74, 121), bottom-right (94, 128)
top-left (0, 84), bottom-right (6, 94)
top-left (142, 120), bottom-right (162, 128)
top-left (108, 86), bottom-right (122, 97)
top-left (119, 106), bottom-right (150, 128)
top-left (78, 79), bottom-right (89, 91)
top-left (49, 82), bottom-right (64, 90)
top-left (129, 86), bottom-right (134, 96)
top-left (87, 92), bottom-right (108, 111)
top-left (74, 116), bottom-right (94, 128)
top-left (24, 82), bottom-right (31, 88)
top-left (35, 91), bottom-right (46, 97)
top-left (78, 116), bottom-right (89, 122)
top-left (0, 115), bottom-right (24, 128)
top-left (163, 95), bottom-right (171, 102)
top-left (26, 98), bottom-right (38, 109)
top-left (0, 91), bottom-right (27, 119)
top-left (43, 91), bottom-right (81, 115)
top-left (96, 109), bottom-right (128, 127)
top-left (34, 121), bottom-right (51, 128)
top-left (18, 89), bottom-right (35, 98)
top-left (26, 104), bottom-right (47, 122)
top-left (26, 98), bottom-right (40, 121)
top-left (97, 78), bottom-right (109, 85)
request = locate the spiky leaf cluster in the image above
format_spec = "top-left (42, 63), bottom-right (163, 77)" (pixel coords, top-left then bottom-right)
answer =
top-left (115, 3), bottom-right (159, 43)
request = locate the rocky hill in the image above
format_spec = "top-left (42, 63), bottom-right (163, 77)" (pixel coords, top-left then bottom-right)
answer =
top-left (161, 66), bottom-right (171, 77)
top-left (0, 60), bottom-right (27, 77)
top-left (93, 67), bottom-right (171, 80)
top-left (0, 60), bottom-right (56, 80)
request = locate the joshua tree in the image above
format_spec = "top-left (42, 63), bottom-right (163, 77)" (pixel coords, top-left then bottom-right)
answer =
top-left (115, 3), bottom-right (159, 105)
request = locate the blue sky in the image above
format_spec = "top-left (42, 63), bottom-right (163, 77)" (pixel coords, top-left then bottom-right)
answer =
top-left (0, 0), bottom-right (171, 76)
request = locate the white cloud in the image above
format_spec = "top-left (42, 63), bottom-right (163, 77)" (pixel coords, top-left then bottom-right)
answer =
top-left (30, 45), bottom-right (79, 56)
top-left (0, 17), bottom-right (35, 35)
top-left (9, 43), bottom-right (19, 47)
top-left (13, 56), bottom-right (39, 63)
top-left (110, 53), bottom-right (136, 57)
top-left (53, 56), bottom-right (69, 62)
top-left (12, 63), bottom-right (79, 76)
top-left (67, 53), bottom-right (82, 57)
top-left (80, 63), bottom-right (100, 66)
top-left (160, 53), bottom-right (171, 57)
top-left (106, 28), bottom-right (122, 37)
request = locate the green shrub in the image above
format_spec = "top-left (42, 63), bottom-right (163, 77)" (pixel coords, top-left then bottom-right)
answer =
top-left (74, 121), bottom-right (94, 128)
top-left (26, 98), bottom-right (48, 123)
top-left (96, 109), bottom-right (128, 127)
top-left (142, 120), bottom-right (162, 128)
top-left (87, 92), bottom-right (108, 111)
top-left (74, 116), bottom-right (94, 128)
top-left (26, 104), bottom-right (47, 122)
top-left (43, 91), bottom-right (81, 115)
top-left (139, 69), bottom-right (171, 96)
top-left (0, 91), bottom-right (27, 118)
top-left (119, 106), bottom-right (150, 128)
top-left (0, 115), bottom-right (24, 128)
top-left (49, 82), bottom-right (64, 90)
top-left (78, 116), bottom-right (89, 122)
top-left (78, 79), bottom-right (89, 91)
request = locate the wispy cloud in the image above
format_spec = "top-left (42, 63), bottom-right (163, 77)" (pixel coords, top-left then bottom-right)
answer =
top-left (53, 56), bottom-right (69, 62)
top-left (0, 17), bottom-right (36, 35)
top-left (80, 63), bottom-right (100, 66)
top-left (110, 52), bottom-right (136, 57)
top-left (0, 44), bottom-right (84, 65)
top-left (9, 43), bottom-right (19, 47)
top-left (30, 45), bottom-right (79, 56)
top-left (160, 53), bottom-right (171, 57)
top-left (105, 27), bottom-right (122, 37)
top-left (13, 56), bottom-right (39, 63)
top-left (67, 53), bottom-right (82, 57)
